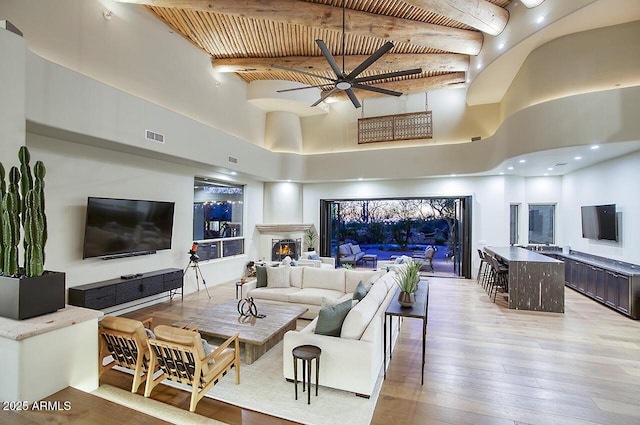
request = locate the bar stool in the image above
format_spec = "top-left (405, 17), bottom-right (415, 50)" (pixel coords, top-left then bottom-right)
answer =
top-left (293, 345), bottom-right (321, 405)
top-left (487, 256), bottom-right (509, 302)
top-left (476, 249), bottom-right (489, 285)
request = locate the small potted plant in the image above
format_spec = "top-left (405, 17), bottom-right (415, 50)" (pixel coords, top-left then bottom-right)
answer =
top-left (393, 260), bottom-right (423, 307)
top-left (304, 227), bottom-right (317, 251)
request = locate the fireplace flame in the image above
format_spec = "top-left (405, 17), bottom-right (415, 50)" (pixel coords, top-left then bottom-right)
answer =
top-left (276, 245), bottom-right (293, 256)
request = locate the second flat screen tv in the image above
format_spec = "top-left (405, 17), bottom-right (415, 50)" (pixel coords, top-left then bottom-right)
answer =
top-left (581, 204), bottom-right (617, 241)
top-left (83, 197), bottom-right (175, 259)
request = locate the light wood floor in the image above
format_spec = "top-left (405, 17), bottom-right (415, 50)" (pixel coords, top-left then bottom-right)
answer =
top-left (10, 277), bottom-right (640, 425)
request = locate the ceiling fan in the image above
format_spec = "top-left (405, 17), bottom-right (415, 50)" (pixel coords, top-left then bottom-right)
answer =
top-left (271, 3), bottom-right (422, 108)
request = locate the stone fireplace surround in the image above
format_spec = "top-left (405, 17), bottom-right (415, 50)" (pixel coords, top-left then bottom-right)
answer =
top-left (255, 224), bottom-right (314, 262)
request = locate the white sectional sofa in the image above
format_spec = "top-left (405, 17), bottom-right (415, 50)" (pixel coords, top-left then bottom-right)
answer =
top-left (243, 266), bottom-right (384, 320)
top-left (243, 264), bottom-right (402, 397)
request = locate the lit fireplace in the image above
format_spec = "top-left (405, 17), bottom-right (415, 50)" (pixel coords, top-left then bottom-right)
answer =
top-left (272, 238), bottom-right (301, 261)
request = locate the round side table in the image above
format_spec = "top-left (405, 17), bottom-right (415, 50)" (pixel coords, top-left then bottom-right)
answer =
top-left (292, 344), bottom-right (321, 404)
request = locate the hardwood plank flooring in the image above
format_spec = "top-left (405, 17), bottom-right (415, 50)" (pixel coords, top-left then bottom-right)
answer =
top-left (10, 277), bottom-right (640, 424)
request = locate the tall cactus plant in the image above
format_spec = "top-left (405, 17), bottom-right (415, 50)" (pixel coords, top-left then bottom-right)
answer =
top-left (2, 167), bottom-right (21, 276)
top-left (0, 163), bottom-right (5, 270)
top-left (0, 147), bottom-right (48, 277)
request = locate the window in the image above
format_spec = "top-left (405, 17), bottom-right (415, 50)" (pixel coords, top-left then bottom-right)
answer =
top-left (193, 178), bottom-right (244, 260)
top-left (510, 204), bottom-right (519, 245)
top-left (528, 204), bottom-right (555, 244)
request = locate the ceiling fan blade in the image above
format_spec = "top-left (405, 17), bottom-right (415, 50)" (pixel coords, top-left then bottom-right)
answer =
top-left (311, 86), bottom-right (339, 107)
top-left (345, 88), bottom-right (362, 108)
top-left (354, 68), bottom-right (423, 84)
top-left (316, 40), bottom-right (343, 77)
top-left (277, 83), bottom-right (333, 93)
top-left (352, 83), bottom-right (403, 97)
top-left (271, 63), bottom-right (336, 82)
top-left (346, 41), bottom-right (395, 80)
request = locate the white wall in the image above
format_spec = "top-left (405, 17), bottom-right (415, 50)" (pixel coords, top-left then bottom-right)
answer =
top-left (562, 150), bottom-right (640, 263)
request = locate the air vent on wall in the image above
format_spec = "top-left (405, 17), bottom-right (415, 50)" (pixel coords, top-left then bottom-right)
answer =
top-left (228, 156), bottom-right (238, 164)
top-left (145, 129), bottom-right (165, 144)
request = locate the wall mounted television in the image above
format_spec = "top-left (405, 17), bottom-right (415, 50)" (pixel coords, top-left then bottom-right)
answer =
top-left (581, 204), bottom-right (618, 241)
top-left (83, 197), bottom-right (175, 259)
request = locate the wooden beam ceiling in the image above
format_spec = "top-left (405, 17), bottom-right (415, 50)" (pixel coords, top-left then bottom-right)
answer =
top-left (116, 0), bottom-right (484, 54)
top-left (115, 0), bottom-right (513, 105)
top-left (212, 53), bottom-right (469, 74)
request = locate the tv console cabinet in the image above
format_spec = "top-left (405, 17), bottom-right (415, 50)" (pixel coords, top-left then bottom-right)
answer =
top-left (68, 268), bottom-right (182, 310)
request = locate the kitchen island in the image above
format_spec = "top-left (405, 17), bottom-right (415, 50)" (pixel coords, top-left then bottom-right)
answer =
top-left (485, 246), bottom-right (565, 313)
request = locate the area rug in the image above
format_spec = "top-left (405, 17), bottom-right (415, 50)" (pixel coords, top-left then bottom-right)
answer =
top-left (92, 383), bottom-right (226, 425)
top-left (200, 340), bottom-right (382, 425)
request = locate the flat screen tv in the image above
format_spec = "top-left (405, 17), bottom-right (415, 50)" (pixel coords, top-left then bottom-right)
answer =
top-left (83, 197), bottom-right (175, 259)
top-left (581, 204), bottom-right (617, 241)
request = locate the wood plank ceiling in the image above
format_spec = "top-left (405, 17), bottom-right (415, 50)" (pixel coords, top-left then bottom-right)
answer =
top-left (116, 0), bottom-right (513, 104)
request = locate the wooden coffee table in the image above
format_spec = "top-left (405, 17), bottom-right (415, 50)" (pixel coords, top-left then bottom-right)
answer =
top-left (175, 300), bottom-right (307, 365)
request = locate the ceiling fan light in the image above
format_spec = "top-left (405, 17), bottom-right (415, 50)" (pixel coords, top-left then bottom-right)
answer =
top-left (336, 81), bottom-right (351, 90)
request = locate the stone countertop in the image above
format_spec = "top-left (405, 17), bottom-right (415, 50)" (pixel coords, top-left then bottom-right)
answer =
top-left (557, 252), bottom-right (640, 276)
top-left (0, 305), bottom-right (103, 341)
top-left (485, 246), bottom-right (563, 263)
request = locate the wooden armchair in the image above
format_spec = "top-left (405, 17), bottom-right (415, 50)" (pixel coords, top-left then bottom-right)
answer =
top-left (99, 316), bottom-right (155, 393)
top-left (145, 325), bottom-right (240, 412)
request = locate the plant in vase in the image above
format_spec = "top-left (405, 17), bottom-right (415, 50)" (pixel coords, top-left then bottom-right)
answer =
top-left (304, 227), bottom-right (317, 252)
top-left (0, 146), bottom-right (65, 320)
top-left (393, 260), bottom-right (423, 307)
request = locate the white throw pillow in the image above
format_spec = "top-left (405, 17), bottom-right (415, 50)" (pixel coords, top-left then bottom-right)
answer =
top-left (289, 265), bottom-right (304, 288)
top-left (267, 266), bottom-right (290, 288)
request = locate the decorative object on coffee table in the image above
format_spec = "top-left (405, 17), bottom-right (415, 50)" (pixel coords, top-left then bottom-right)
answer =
top-left (0, 146), bottom-right (65, 320)
top-left (293, 344), bottom-right (321, 405)
top-left (237, 296), bottom-right (263, 318)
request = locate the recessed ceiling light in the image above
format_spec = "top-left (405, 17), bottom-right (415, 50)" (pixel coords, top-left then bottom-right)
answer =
top-left (547, 167), bottom-right (553, 171)
top-left (590, 145), bottom-right (600, 150)
top-left (498, 43), bottom-right (505, 50)
top-left (536, 16), bottom-right (545, 24)
top-left (451, 174), bottom-right (457, 177)
top-left (519, 159), bottom-right (526, 163)
top-left (230, 171), bottom-right (237, 175)
top-left (574, 156), bottom-right (582, 160)
top-left (507, 166), bottom-right (514, 170)
top-left (544, 173), bottom-right (549, 176)
top-left (476, 63), bottom-right (482, 70)
top-left (358, 177), bottom-right (363, 181)
top-left (499, 172), bottom-right (504, 175)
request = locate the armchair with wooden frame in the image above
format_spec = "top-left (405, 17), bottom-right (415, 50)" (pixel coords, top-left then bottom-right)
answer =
top-left (98, 316), bottom-right (156, 393)
top-left (144, 325), bottom-right (241, 412)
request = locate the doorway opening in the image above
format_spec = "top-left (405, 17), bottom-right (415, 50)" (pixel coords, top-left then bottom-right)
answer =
top-left (319, 197), bottom-right (472, 278)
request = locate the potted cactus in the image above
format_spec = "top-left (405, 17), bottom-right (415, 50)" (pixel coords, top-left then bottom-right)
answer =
top-left (0, 146), bottom-right (65, 320)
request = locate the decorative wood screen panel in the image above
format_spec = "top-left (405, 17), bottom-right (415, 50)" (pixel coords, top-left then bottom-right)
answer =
top-left (358, 111), bottom-right (432, 144)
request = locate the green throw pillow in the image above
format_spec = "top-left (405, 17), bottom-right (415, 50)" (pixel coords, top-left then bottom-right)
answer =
top-left (256, 265), bottom-right (267, 287)
top-left (353, 280), bottom-right (367, 301)
top-left (315, 299), bottom-right (352, 337)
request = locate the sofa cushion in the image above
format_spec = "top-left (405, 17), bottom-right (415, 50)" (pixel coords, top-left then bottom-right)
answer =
top-left (249, 287), bottom-right (299, 302)
top-left (302, 267), bottom-right (345, 292)
top-left (353, 281), bottom-right (367, 301)
top-left (267, 265), bottom-right (290, 288)
top-left (350, 244), bottom-right (362, 254)
top-left (339, 244), bottom-right (352, 257)
top-left (345, 270), bottom-right (383, 293)
top-left (309, 253), bottom-right (320, 260)
top-left (289, 266), bottom-right (304, 288)
top-left (289, 288), bottom-right (345, 306)
top-left (256, 265), bottom-right (268, 288)
top-left (366, 279), bottom-right (389, 306)
top-left (340, 295), bottom-right (379, 340)
top-left (315, 299), bottom-right (352, 337)
top-left (376, 272), bottom-right (397, 291)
